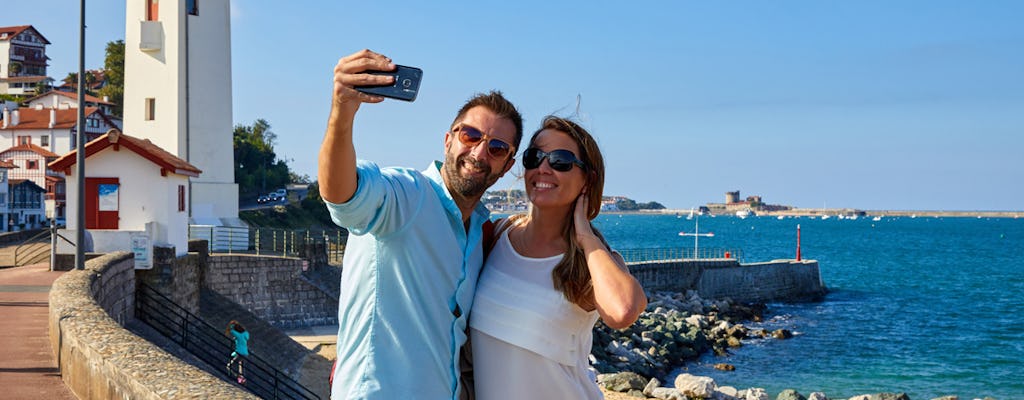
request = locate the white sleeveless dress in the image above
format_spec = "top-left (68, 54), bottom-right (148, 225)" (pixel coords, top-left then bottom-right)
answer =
top-left (469, 227), bottom-right (602, 400)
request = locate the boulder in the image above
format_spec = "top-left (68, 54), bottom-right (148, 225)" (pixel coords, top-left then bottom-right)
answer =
top-left (643, 377), bottom-right (662, 396)
top-left (651, 387), bottom-right (688, 400)
top-left (869, 394), bottom-right (910, 400)
top-left (714, 363), bottom-right (736, 371)
top-left (772, 329), bottom-right (794, 339)
top-left (717, 386), bottom-right (740, 399)
top-left (674, 373), bottom-right (717, 399)
top-left (929, 396), bottom-right (958, 400)
top-left (737, 387), bottom-right (770, 400)
top-left (776, 389), bottom-right (806, 400)
top-left (600, 371), bottom-right (649, 392)
top-left (806, 392), bottom-right (829, 400)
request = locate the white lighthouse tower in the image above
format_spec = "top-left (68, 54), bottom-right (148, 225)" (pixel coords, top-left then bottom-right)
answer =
top-left (123, 0), bottom-right (241, 229)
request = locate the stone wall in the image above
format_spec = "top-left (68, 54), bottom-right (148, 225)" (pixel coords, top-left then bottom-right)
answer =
top-left (135, 245), bottom-right (203, 314)
top-left (629, 259), bottom-right (826, 303)
top-left (204, 254), bottom-right (338, 328)
top-left (48, 252), bottom-right (254, 400)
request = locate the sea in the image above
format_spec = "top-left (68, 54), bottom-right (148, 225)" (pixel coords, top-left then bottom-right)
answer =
top-left (588, 213), bottom-right (1024, 399)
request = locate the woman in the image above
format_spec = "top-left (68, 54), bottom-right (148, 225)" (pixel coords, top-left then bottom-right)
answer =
top-left (225, 320), bottom-right (250, 384)
top-left (470, 116), bottom-right (647, 399)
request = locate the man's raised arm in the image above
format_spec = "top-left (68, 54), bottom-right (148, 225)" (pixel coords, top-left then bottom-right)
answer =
top-left (318, 49), bottom-right (395, 203)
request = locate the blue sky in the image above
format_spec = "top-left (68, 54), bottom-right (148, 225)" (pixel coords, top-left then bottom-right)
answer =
top-left (5, 1), bottom-right (1023, 211)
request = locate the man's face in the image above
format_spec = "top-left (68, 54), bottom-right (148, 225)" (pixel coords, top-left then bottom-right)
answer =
top-left (442, 106), bottom-right (517, 199)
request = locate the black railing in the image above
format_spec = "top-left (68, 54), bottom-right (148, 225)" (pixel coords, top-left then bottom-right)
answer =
top-left (618, 247), bottom-right (744, 264)
top-left (13, 228), bottom-right (51, 266)
top-left (135, 283), bottom-right (319, 399)
top-left (189, 226), bottom-right (347, 264)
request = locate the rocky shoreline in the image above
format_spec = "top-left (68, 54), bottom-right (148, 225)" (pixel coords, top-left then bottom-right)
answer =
top-left (591, 291), bottom-right (991, 400)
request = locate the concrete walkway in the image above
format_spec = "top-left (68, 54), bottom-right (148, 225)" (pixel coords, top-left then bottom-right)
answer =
top-left (0, 263), bottom-right (78, 400)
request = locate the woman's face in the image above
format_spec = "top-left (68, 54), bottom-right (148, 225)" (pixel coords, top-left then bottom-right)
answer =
top-left (524, 129), bottom-right (587, 210)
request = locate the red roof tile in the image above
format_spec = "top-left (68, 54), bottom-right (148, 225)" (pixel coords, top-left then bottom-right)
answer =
top-left (26, 90), bottom-right (115, 105)
top-left (49, 130), bottom-right (202, 178)
top-left (0, 143), bottom-right (59, 158)
top-left (0, 25), bottom-right (51, 44)
top-left (0, 106), bottom-right (104, 130)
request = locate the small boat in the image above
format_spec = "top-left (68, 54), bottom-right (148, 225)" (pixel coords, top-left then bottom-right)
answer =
top-left (821, 215), bottom-right (831, 220)
top-left (777, 215), bottom-right (785, 220)
top-left (872, 216), bottom-right (882, 221)
top-left (735, 210), bottom-right (752, 219)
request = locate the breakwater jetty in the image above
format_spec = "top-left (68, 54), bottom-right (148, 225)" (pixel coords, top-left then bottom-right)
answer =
top-left (625, 256), bottom-right (826, 304)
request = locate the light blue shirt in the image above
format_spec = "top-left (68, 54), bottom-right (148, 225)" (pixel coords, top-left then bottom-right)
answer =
top-left (326, 161), bottom-right (489, 400)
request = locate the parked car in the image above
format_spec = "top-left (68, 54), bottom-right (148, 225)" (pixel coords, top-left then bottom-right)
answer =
top-left (257, 195), bottom-right (270, 204)
top-left (272, 188), bottom-right (288, 200)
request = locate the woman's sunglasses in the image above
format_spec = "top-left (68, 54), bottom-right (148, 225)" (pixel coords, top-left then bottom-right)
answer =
top-left (522, 148), bottom-right (587, 172)
top-left (453, 125), bottom-right (513, 159)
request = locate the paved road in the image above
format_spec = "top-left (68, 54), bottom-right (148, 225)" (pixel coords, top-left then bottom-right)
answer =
top-left (0, 264), bottom-right (78, 400)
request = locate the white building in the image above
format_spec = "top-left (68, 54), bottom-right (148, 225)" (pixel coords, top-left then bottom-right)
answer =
top-left (0, 160), bottom-right (15, 231)
top-left (26, 90), bottom-right (119, 117)
top-left (123, 0), bottom-right (240, 229)
top-left (0, 143), bottom-right (63, 221)
top-left (0, 105), bottom-right (118, 154)
top-left (0, 25), bottom-right (53, 96)
top-left (49, 129), bottom-right (201, 260)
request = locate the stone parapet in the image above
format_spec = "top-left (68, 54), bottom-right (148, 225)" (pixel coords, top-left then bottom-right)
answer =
top-left (48, 251), bottom-right (255, 400)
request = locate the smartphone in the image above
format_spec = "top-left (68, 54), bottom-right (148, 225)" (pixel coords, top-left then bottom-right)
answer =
top-left (354, 65), bottom-right (423, 102)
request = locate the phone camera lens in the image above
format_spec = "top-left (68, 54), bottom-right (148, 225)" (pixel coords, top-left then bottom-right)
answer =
top-left (402, 79), bottom-right (412, 88)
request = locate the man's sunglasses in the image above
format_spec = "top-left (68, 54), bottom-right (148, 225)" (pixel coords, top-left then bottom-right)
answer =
top-left (453, 125), bottom-right (513, 159)
top-left (522, 148), bottom-right (587, 172)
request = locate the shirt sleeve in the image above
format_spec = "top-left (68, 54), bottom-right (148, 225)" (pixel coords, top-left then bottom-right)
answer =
top-left (323, 160), bottom-right (424, 237)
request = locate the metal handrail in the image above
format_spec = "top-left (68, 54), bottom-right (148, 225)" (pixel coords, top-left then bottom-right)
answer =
top-left (136, 283), bottom-right (320, 399)
top-left (189, 226), bottom-right (347, 263)
top-left (617, 247), bottom-right (743, 264)
top-left (13, 228), bottom-right (52, 266)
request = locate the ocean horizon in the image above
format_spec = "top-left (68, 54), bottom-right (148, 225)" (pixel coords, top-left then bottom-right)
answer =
top-left (584, 213), bottom-right (1024, 399)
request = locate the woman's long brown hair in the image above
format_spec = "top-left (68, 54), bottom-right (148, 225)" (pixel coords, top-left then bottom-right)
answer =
top-left (517, 116), bottom-right (607, 308)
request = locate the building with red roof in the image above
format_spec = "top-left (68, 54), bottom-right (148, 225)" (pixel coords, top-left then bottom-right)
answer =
top-left (0, 25), bottom-right (53, 96)
top-left (50, 128), bottom-right (201, 262)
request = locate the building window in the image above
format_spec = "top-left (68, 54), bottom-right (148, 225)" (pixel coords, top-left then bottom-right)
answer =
top-left (178, 185), bottom-right (186, 212)
top-left (27, 160), bottom-right (38, 170)
top-left (18, 136), bottom-right (31, 145)
top-left (147, 0), bottom-right (159, 21)
top-left (187, 0), bottom-right (198, 15)
top-left (40, 135), bottom-right (49, 147)
top-left (145, 98), bottom-right (156, 121)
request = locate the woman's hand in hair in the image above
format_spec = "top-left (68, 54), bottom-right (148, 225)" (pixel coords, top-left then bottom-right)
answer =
top-left (573, 194), bottom-right (600, 248)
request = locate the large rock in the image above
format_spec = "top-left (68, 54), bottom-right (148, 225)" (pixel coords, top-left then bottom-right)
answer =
top-left (737, 388), bottom-right (770, 400)
top-left (599, 371), bottom-right (649, 392)
top-left (643, 377), bottom-right (662, 396)
top-left (674, 373), bottom-right (717, 399)
top-left (806, 392), bottom-right (829, 400)
top-left (777, 389), bottom-right (807, 400)
top-left (848, 394), bottom-right (910, 400)
top-left (650, 387), bottom-right (687, 400)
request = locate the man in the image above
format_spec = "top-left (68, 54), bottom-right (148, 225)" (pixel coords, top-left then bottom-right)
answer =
top-left (319, 49), bottom-right (523, 399)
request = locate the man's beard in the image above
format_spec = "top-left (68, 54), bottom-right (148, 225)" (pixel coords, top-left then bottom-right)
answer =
top-left (444, 152), bottom-right (501, 198)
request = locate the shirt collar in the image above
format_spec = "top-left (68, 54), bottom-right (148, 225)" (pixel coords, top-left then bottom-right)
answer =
top-left (425, 161), bottom-right (491, 222)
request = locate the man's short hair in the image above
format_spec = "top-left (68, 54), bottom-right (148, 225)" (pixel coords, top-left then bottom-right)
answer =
top-left (451, 91), bottom-right (524, 153)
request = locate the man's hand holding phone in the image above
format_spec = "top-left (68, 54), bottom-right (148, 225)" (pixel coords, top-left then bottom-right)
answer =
top-left (332, 49), bottom-right (396, 114)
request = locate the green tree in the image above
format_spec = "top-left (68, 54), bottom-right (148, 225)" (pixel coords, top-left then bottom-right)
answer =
top-left (638, 201), bottom-right (666, 210)
top-left (615, 198), bottom-right (639, 211)
top-left (234, 119), bottom-right (291, 196)
top-left (97, 40), bottom-right (125, 116)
